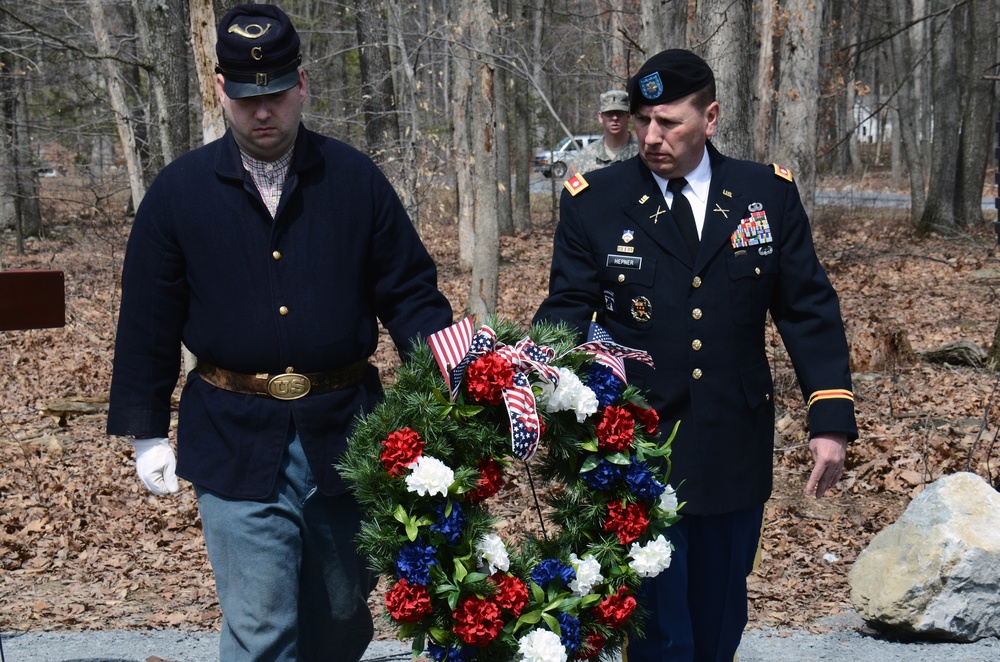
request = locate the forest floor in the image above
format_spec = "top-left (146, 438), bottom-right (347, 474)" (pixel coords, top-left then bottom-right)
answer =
top-left (1, 173), bottom-right (999, 640)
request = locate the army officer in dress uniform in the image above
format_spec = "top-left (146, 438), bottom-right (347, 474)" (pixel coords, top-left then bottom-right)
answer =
top-left (107, 4), bottom-right (453, 661)
top-left (533, 49), bottom-right (857, 662)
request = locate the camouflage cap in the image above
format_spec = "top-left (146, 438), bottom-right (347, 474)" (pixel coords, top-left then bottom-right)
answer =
top-left (599, 90), bottom-right (629, 113)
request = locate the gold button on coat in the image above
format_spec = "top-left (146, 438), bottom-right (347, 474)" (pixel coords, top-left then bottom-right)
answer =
top-left (279, 306), bottom-right (289, 316)
top-left (692, 368), bottom-right (703, 379)
top-left (692, 276), bottom-right (702, 288)
top-left (272, 251), bottom-right (282, 260)
top-left (692, 339), bottom-right (702, 351)
top-left (692, 308), bottom-right (703, 320)
top-left (755, 267), bottom-right (761, 275)
top-left (618, 274), bottom-right (625, 283)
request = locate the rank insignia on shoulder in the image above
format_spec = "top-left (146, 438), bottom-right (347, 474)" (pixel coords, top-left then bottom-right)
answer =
top-left (772, 164), bottom-right (793, 181)
top-left (564, 172), bottom-right (589, 196)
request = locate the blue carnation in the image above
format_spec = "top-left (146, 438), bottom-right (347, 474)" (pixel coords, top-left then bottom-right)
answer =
top-left (555, 611), bottom-right (582, 652)
top-left (626, 459), bottom-right (666, 501)
top-left (581, 458), bottom-right (623, 491)
top-left (395, 538), bottom-right (437, 585)
top-left (531, 558), bottom-right (576, 590)
top-left (427, 641), bottom-right (475, 661)
top-left (430, 500), bottom-right (465, 545)
top-left (585, 363), bottom-right (624, 408)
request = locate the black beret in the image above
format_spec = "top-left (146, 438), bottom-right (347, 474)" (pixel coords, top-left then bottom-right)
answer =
top-left (215, 3), bottom-right (302, 99)
top-left (627, 49), bottom-right (715, 113)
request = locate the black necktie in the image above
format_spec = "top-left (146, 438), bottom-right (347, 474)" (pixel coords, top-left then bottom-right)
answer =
top-left (668, 177), bottom-right (699, 259)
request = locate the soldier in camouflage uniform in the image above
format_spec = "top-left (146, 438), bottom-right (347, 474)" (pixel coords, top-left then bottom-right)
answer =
top-left (573, 89), bottom-right (639, 175)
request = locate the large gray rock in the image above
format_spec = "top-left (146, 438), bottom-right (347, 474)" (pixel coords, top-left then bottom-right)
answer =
top-left (849, 472), bottom-right (1000, 641)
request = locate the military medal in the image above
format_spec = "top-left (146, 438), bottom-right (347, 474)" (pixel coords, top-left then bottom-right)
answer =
top-left (631, 296), bottom-right (652, 323)
top-left (730, 203), bottom-right (773, 248)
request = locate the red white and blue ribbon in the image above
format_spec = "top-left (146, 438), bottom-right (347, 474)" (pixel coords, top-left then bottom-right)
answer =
top-left (427, 318), bottom-right (559, 461)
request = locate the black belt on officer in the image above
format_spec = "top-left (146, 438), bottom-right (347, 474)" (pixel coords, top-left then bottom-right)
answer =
top-left (195, 359), bottom-right (368, 400)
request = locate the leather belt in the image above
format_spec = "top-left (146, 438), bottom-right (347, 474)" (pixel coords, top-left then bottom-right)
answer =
top-left (196, 360), bottom-right (368, 400)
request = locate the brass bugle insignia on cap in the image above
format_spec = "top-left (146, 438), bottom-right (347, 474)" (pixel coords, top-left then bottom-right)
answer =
top-left (229, 22), bottom-right (272, 39)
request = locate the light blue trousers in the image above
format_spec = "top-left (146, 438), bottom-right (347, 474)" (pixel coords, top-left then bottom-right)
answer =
top-left (195, 431), bottom-right (374, 662)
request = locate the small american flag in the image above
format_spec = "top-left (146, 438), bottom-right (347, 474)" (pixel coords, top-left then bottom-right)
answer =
top-left (576, 321), bottom-right (655, 384)
top-left (427, 317), bottom-right (479, 398)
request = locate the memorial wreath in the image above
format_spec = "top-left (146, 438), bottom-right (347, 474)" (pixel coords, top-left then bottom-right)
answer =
top-left (339, 317), bottom-right (682, 662)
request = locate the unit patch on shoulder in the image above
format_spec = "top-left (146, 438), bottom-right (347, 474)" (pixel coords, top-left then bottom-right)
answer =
top-left (564, 172), bottom-right (589, 196)
top-left (771, 164), bottom-right (793, 182)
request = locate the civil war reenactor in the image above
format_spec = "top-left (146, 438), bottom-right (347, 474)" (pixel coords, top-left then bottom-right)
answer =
top-left (106, 4), bottom-right (453, 660)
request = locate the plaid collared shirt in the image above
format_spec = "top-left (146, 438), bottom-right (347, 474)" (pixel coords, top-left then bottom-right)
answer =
top-left (241, 148), bottom-right (293, 218)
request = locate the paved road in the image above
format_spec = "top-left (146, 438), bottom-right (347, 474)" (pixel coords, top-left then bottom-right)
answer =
top-left (5, 615), bottom-right (1000, 662)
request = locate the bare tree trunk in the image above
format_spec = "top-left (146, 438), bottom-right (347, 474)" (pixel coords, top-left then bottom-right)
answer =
top-left (133, 0), bottom-right (191, 171)
top-left (494, 0), bottom-right (514, 237)
top-left (353, 0), bottom-right (401, 166)
top-left (511, 35), bottom-right (532, 233)
top-left (695, 0), bottom-right (755, 160)
top-left (452, 14), bottom-right (475, 273)
top-left (916, 0), bottom-right (959, 235)
top-left (189, 0), bottom-right (224, 144)
top-left (88, 0), bottom-right (145, 209)
top-left (885, 0), bottom-right (926, 221)
top-left (955, 0), bottom-right (997, 227)
top-left (388, 0), bottom-right (423, 222)
top-left (639, 0), bottom-right (687, 57)
top-left (0, 55), bottom-right (41, 242)
top-left (12, 70), bottom-right (40, 239)
top-left (754, 0), bottom-right (776, 162)
top-left (467, 0), bottom-right (500, 320)
top-left (772, 0), bottom-right (822, 218)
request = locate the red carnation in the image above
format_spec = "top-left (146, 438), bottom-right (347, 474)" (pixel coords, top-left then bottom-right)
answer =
top-left (452, 595), bottom-right (504, 646)
top-left (594, 586), bottom-right (637, 629)
top-left (573, 632), bottom-right (608, 660)
top-left (384, 578), bottom-right (433, 623)
top-left (380, 427), bottom-right (425, 477)
top-left (490, 572), bottom-right (528, 616)
top-left (465, 353), bottom-right (514, 405)
top-left (595, 406), bottom-right (636, 453)
top-left (625, 403), bottom-right (659, 436)
top-left (466, 457), bottom-right (504, 503)
top-left (603, 501), bottom-right (649, 545)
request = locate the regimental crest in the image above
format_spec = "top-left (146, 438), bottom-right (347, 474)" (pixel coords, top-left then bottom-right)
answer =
top-left (639, 72), bottom-right (664, 100)
top-left (622, 229), bottom-right (634, 243)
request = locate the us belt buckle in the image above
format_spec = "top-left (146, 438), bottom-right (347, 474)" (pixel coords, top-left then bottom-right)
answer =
top-left (267, 372), bottom-right (311, 400)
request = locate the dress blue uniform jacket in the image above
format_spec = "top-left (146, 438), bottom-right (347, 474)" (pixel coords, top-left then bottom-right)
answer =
top-left (107, 125), bottom-right (453, 499)
top-left (534, 142), bottom-right (856, 515)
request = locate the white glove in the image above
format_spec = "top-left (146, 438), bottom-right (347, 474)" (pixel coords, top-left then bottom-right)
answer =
top-left (131, 437), bottom-right (179, 495)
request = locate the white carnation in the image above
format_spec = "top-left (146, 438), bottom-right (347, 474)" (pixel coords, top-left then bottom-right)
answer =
top-left (539, 367), bottom-right (599, 423)
top-left (658, 484), bottom-right (679, 514)
top-left (404, 455), bottom-right (454, 497)
top-left (518, 629), bottom-right (568, 662)
top-left (475, 533), bottom-right (510, 575)
top-left (628, 534), bottom-right (672, 578)
top-left (568, 553), bottom-right (604, 596)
